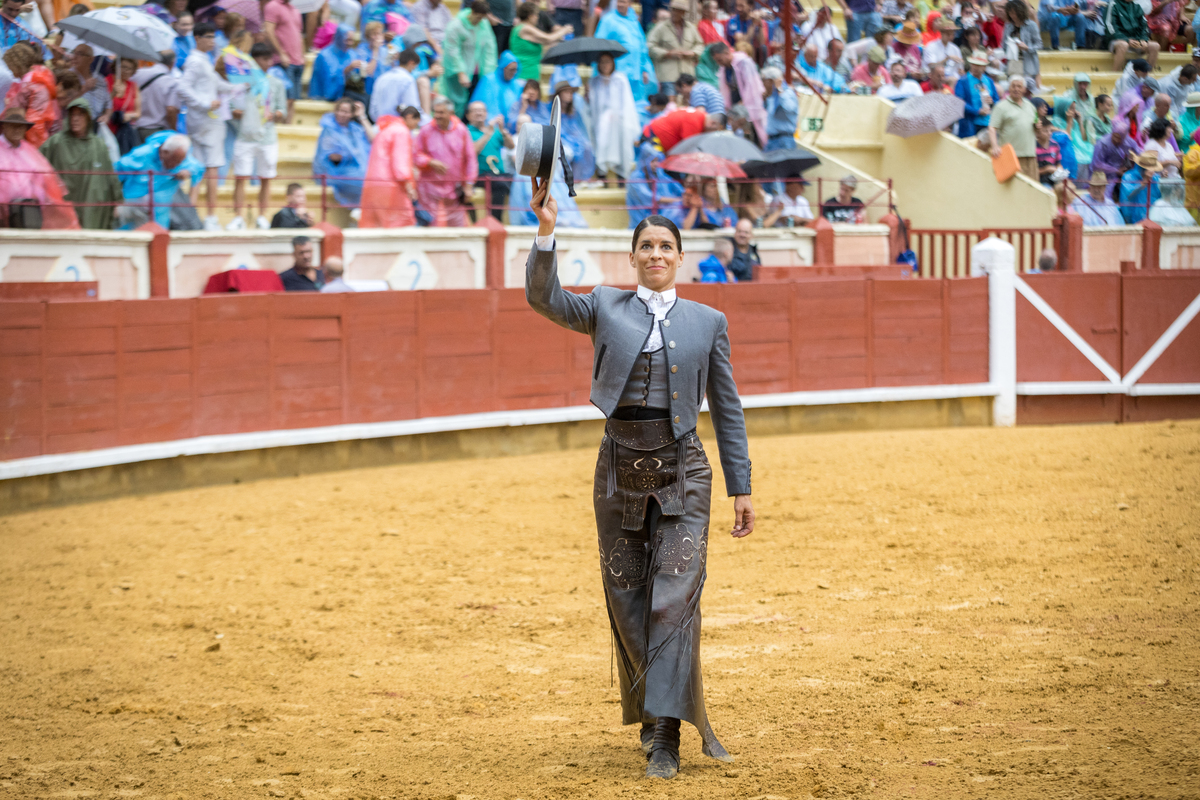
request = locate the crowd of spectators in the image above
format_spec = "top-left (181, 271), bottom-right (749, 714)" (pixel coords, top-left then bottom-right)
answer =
top-left (3, 0), bottom-right (1200, 245)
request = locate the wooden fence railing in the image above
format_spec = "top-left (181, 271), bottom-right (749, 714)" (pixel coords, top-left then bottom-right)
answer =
top-left (909, 226), bottom-right (1059, 277)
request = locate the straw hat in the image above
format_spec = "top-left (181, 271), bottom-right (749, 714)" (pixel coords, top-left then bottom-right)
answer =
top-left (1184, 92), bottom-right (1200, 108)
top-left (936, 17), bottom-right (958, 31)
top-left (896, 21), bottom-right (921, 44)
top-left (965, 53), bottom-right (989, 67)
top-left (1134, 151), bottom-right (1164, 173)
top-left (668, 0), bottom-right (689, 10)
top-left (1088, 171), bottom-right (1109, 187)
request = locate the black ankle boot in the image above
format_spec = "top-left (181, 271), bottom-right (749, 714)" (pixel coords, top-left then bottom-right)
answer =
top-left (645, 717), bottom-right (681, 779)
top-left (640, 722), bottom-right (656, 757)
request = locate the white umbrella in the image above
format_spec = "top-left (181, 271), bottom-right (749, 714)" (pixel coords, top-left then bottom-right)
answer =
top-left (885, 94), bottom-right (966, 138)
top-left (60, 6), bottom-right (176, 58)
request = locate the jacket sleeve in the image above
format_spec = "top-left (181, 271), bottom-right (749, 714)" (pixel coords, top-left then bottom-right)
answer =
top-left (524, 242), bottom-right (598, 336)
top-left (706, 314), bottom-right (751, 496)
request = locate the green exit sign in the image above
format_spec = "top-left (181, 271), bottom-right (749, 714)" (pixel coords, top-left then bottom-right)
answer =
top-left (803, 117), bottom-right (824, 132)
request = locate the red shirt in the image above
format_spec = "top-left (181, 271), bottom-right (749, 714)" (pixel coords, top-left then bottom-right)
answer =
top-left (697, 18), bottom-right (724, 44)
top-left (644, 108), bottom-right (708, 153)
top-left (980, 17), bottom-right (1005, 49)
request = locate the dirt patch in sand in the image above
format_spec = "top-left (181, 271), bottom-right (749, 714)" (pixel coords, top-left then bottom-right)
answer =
top-left (1, 420), bottom-right (1197, 799)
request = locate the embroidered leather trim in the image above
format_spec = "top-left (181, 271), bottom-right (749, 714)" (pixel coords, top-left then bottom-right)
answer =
top-left (601, 538), bottom-right (649, 589)
top-left (655, 523), bottom-right (707, 575)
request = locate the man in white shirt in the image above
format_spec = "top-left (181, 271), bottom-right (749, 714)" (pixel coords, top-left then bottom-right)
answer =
top-left (798, 5), bottom-right (843, 60)
top-left (176, 22), bottom-right (235, 231)
top-left (1068, 171), bottom-right (1124, 225)
top-left (369, 48), bottom-right (421, 121)
top-left (877, 62), bottom-right (923, 102)
top-left (921, 17), bottom-right (963, 81)
top-left (763, 179), bottom-right (814, 226)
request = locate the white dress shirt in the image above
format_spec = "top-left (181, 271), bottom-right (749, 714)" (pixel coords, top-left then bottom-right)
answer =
top-left (636, 284), bottom-right (676, 351)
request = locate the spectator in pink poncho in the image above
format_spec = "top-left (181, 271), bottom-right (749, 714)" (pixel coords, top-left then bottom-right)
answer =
top-left (710, 41), bottom-right (766, 145)
top-left (360, 113), bottom-right (416, 228)
top-left (0, 107), bottom-right (79, 229)
top-left (412, 96), bottom-right (477, 226)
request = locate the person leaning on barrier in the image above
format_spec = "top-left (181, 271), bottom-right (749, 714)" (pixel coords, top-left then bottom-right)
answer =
top-left (728, 218), bottom-right (761, 281)
top-left (40, 97), bottom-right (123, 231)
top-left (271, 183), bottom-right (314, 228)
top-left (113, 132), bottom-right (205, 230)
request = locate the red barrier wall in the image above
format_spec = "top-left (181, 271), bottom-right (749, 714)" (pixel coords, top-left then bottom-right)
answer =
top-left (0, 279), bottom-right (989, 461)
top-left (1016, 272), bottom-right (1200, 424)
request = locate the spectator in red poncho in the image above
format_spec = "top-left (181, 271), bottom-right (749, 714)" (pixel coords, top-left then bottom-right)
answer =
top-left (2, 43), bottom-right (59, 148)
top-left (697, 0), bottom-right (725, 44)
top-left (642, 106), bottom-right (725, 152)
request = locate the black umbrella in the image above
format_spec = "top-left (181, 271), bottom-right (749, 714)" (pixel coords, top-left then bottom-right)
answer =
top-left (668, 132), bottom-right (764, 162)
top-left (742, 147), bottom-right (821, 178)
top-left (57, 16), bottom-right (162, 62)
top-left (541, 37), bottom-right (628, 65)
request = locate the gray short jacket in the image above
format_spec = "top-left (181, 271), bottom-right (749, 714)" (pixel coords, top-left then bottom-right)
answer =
top-left (525, 242), bottom-right (751, 497)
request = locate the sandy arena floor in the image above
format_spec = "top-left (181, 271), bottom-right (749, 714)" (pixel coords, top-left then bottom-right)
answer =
top-left (1, 420), bottom-right (1198, 800)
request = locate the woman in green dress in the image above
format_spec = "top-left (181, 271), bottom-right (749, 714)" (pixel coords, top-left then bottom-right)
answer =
top-left (511, 0), bottom-right (571, 81)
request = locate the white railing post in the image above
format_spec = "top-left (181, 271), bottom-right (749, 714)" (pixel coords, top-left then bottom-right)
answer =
top-left (974, 237), bottom-right (1017, 427)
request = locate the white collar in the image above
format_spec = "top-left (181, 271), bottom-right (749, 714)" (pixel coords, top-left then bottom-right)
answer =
top-left (636, 285), bottom-right (677, 305)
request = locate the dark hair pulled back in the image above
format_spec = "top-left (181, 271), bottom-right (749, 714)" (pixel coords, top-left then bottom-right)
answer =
top-left (632, 215), bottom-right (683, 253)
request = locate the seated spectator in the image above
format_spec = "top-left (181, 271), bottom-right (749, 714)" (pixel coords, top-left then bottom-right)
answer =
top-left (1156, 64), bottom-right (1198, 120)
top-left (1063, 104), bottom-right (1096, 180)
top-left (1094, 93), bottom-right (1115, 137)
top-left (1182, 128), bottom-right (1200, 223)
top-left (1090, 120), bottom-right (1137, 196)
top-left (697, 237), bottom-right (734, 282)
top-left (310, 26), bottom-right (369, 102)
top-left (1120, 150), bottom-right (1163, 223)
top-left (466, 100), bottom-right (513, 221)
top-left (696, 0), bottom-right (725, 44)
top-left (314, 97), bottom-right (377, 209)
top-left (798, 5), bottom-right (842, 60)
top-left (1033, 248), bottom-right (1057, 273)
top-left (272, 183), bottom-right (315, 228)
top-left (1148, 177), bottom-right (1196, 226)
top-left (440, 0), bottom-right (496, 118)
top-left (889, 21), bottom-right (923, 80)
top-left (627, 140), bottom-right (682, 227)
top-left (921, 18), bottom-right (962, 82)
top-left (507, 78), bottom-right (549, 131)
top-left (320, 257), bottom-right (355, 291)
top-left (877, 62), bottom-right (923, 102)
top-left (1114, 57), bottom-right (1151, 100)
top-left (644, 91), bottom-right (672, 123)
top-left (728, 218), bottom-right (760, 280)
top-left (763, 178), bottom-right (813, 227)
top-left (279, 236), bottom-right (320, 290)
top-left (470, 51), bottom-right (521, 123)
top-left (676, 73), bottom-right (724, 113)
top-left (1034, 119), bottom-right (1063, 186)
top-left (954, 54), bottom-right (996, 136)
top-left (371, 48), bottom-right (422, 121)
top-left (361, 108), bottom-right (416, 227)
top-left (413, 96), bottom-right (476, 225)
top-left (0, 107), bottom-right (78, 229)
top-left (848, 45), bottom-right (888, 94)
top-left (39, 97), bottom-right (122, 231)
top-left (1108, 0), bottom-right (1159, 73)
top-left (826, 39), bottom-right (849, 82)
top-left (360, 0), bottom-right (406, 32)
top-left (922, 63), bottom-right (952, 95)
top-left (1069, 171), bottom-right (1123, 225)
top-left (960, 25), bottom-right (987, 63)
top-left (797, 41), bottom-right (846, 95)
top-left (821, 174), bottom-right (866, 223)
top-left (228, 42), bottom-right (289, 231)
top-left (642, 106), bottom-right (724, 154)
top-left (133, 51), bottom-right (180, 144)
top-left (1180, 94), bottom-right (1200, 158)
top-left (1142, 116), bottom-right (1181, 177)
top-left (1038, 0), bottom-right (1088, 52)
top-left (553, 70), bottom-right (596, 182)
top-left (114, 132), bottom-right (205, 230)
top-left (3, 43), bottom-right (58, 147)
top-left (662, 176), bottom-right (737, 229)
top-left (1141, 93), bottom-right (1179, 149)
top-left (1146, 0), bottom-right (1185, 56)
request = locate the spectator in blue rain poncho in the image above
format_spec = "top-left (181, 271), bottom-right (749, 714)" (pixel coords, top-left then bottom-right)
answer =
top-left (470, 51), bottom-right (523, 122)
top-left (1120, 150), bottom-right (1163, 224)
top-left (313, 97), bottom-right (378, 207)
top-left (309, 26), bottom-right (369, 101)
top-left (626, 140), bottom-right (682, 228)
top-left (114, 131), bottom-right (206, 230)
top-left (594, 0), bottom-right (657, 103)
